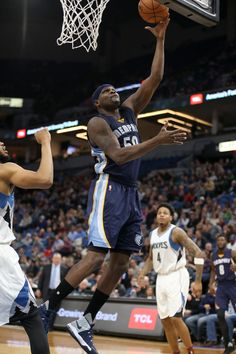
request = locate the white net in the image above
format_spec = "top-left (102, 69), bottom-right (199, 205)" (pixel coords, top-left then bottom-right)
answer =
top-left (57, 0), bottom-right (111, 52)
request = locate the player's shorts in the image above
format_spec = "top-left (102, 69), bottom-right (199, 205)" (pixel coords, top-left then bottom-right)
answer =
top-left (0, 244), bottom-right (37, 326)
top-left (87, 174), bottom-right (143, 252)
top-left (156, 267), bottom-right (189, 319)
top-left (216, 281), bottom-right (236, 311)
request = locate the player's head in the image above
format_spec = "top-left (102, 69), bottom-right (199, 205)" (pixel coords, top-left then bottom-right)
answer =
top-left (0, 142), bottom-right (9, 163)
top-left (52, 252), bottom-right (62, 265)
top-left (216, 234), bottom-right (227, 250)
top-left (91, 84), bottom-right (120, 111)
top-left (156, 203), bottom-right (175, 227)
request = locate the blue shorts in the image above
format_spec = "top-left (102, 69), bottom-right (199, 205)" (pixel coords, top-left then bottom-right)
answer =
top-left (87, 174), bottom-right (143, 252)
top-left (216, 281), bottom-right (236, 311)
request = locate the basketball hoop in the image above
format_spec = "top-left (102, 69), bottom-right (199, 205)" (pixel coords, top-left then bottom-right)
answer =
top-left (57, 0), bottom-right (111, 52)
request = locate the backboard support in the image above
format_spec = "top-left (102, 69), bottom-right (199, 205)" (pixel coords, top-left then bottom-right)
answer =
top-left (159, 0), bottom-right (220, 27)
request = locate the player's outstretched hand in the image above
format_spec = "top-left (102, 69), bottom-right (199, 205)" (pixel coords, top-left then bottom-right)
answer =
top-left (0, 142), bottom-right (9, 157)
top-left (145, 17), bottom-right (170, 40)
top-left (35, 128), bottom-right (51, 144)
top-left (156, 122), bottom-right (188, 145)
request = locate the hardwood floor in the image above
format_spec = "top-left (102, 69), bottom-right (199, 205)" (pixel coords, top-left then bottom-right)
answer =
top-left (0, 326), bottom-right (228, 354)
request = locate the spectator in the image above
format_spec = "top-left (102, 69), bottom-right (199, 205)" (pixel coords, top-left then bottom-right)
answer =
top-left (36, 253), bottom-right (68, 301)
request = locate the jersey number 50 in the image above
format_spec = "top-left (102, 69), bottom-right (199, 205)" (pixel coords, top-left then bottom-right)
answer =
top-left (123, 136), bottom-right (139, 147)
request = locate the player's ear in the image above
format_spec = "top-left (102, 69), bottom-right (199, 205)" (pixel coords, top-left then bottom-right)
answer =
top-left (94, 99), bottom-right (100, 109)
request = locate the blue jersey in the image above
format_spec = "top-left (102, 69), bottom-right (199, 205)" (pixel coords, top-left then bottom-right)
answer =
top-left (89, 106), bottom-right (141, 186)
top-left (212, 248), bottom-right (236, 282)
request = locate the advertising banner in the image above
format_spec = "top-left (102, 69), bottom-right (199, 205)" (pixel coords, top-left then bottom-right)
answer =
top-left (54, 297), bottom-right (164, 340)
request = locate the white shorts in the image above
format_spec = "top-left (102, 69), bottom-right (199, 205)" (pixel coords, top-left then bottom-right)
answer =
top-left (0, 244), bottom-right (36, 325)
top-left (156, 267), bottom-right (189, 319)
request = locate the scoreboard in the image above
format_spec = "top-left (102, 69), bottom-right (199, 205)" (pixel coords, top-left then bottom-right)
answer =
top-left (159, 0), bottom-right (220, 26)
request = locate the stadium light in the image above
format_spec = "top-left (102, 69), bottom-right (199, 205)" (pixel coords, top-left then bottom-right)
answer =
top-left (56, 125), bottom-right (86, 134)
top-left (0, 97), bottom-right (23, 108)
top-left (138, 109), bottom-right (212, 127)
top-left (157, 118), bottom-right (192, 133)
top-left (219, 141), bottom-right (236, 153)
top-left (75, 126), bottom-right (88, 140)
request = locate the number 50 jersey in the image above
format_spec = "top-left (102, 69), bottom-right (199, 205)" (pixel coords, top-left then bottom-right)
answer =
top-left (88, 106), bottom-right (141, 186)
top-left (150, 224), bottom-right (187, 275)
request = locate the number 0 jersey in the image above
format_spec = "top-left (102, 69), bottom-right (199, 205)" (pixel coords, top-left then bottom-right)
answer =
top-left (0, 192), bottom-right (15, 244)
top-left (89, 106), bottom-right (141, 186)
top-left (150, 224), bottom-right (186, 275)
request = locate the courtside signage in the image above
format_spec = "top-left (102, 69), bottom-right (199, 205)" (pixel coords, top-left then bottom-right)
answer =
top-left (219, 140), bottom-right (236, 153)
top-left (16, 120), bottom-right (79, 138)
top-left (54, 298), bottom-right (164, 339)
top-left (128, 308), bottom-right (158, 330)
top-left (190, 93), bottom-right (203, 105)
top-left (205, 88), bottom-right (236, 101)
top-left (16, 129), bottom-right (27, 139)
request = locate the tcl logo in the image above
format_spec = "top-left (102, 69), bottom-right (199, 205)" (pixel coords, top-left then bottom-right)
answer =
top-left (190, 93), bottom-right (203, 105)
top-left (128, 308), bottom-right (158, 330)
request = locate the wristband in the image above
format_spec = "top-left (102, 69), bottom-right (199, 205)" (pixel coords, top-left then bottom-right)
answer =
top-left (194, 257), bottom-right (204, 265)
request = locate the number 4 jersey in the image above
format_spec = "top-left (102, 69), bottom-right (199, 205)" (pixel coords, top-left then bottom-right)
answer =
top-left (88, 106), bottom-right (141, 186)
top-left (150, 224), bottom-right (186, 275)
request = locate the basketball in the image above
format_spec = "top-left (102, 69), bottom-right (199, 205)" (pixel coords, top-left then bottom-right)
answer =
top-left (138, 0), bottom-right (169, 24)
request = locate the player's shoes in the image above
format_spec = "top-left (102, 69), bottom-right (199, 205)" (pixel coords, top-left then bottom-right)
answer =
top-left (222, 342), bottom-right (235, 354)
top-left (67, 314), bottom-right (99, 354)
top-left (38, 301), bottom-right (56, 334)
top-left (187, 347), bottom-right (195, 354)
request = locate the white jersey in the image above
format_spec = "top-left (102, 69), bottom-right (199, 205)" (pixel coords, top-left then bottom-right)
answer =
top-left (0, 192), bottom-right (15, 244)
top-left (150, 224), bottom-right (186, 275)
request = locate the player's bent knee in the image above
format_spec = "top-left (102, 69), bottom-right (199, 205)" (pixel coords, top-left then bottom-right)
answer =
top-left (112, 259), bottom-right (129, 274)
top-left (88, 249), bottom-right (105, 262)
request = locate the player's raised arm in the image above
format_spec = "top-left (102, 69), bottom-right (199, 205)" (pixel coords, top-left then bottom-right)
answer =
top-left (123, 18), bottom-right (169, 116)
top-left (172, 227), bottom-right (204, 294)
top-left (88, 118), bottom-right (187, 165)
top-left (0, 128), bottom-right (53, 189)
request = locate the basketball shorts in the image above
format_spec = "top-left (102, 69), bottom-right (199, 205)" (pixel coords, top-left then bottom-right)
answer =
top-left (156, 267), bottom-right (189, 319)
top-left (216, 281), bottom-right (236, 311)
top-left (87, 174), bottom-right (143, 252)
top-left (0, 244), bottom-right (37, 326)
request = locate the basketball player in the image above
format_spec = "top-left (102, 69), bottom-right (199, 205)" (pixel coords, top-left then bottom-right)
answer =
top-left (209, 234), bottom-right (236, 354)
top-left (139, 203), bottom-right (204, 354)
top-left (0, 128), bottom-right (53, 354)
top-left (40, 18), bottom-right (187, 354)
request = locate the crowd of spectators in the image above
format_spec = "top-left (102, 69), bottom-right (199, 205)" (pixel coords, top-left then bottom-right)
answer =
top-left (12, 156), bottom-right (236, 342)
top-left (0, 37), bottom-right (235, 130)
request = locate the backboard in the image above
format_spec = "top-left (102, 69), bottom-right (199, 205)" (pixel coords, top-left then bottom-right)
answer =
top-left (159, 0), bottom-right (220, 26)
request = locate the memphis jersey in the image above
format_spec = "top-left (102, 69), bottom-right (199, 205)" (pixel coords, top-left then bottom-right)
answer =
top-left (0, 192), bottom-right (15, 244)
top-left (150, 224), bottom-right (186, 275)
top-left (89, 106), bottom-right (141, 185)
top-left (212, 249), bottom-right (236, 282)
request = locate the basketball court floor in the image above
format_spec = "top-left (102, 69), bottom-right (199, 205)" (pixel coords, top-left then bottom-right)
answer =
top-left (0, 326), bottom-right (230, 354)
